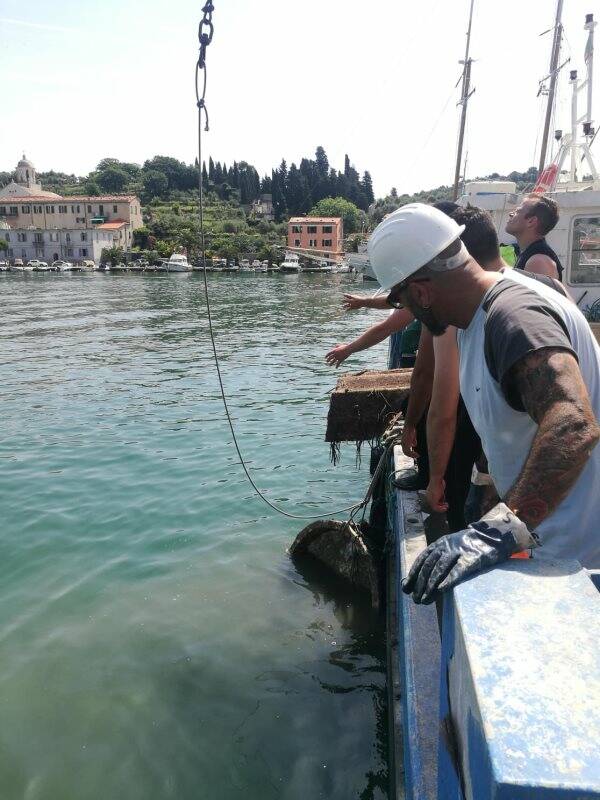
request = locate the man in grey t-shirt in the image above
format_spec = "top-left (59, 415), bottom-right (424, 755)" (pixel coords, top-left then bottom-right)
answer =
top-left (368, 203), bottom-right (600, 604)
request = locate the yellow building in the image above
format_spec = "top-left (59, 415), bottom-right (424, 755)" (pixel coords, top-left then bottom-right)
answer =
top-left (0, 155), bottom-right (143, 264)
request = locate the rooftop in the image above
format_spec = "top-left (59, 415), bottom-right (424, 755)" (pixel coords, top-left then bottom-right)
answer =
top-left (96, 221), bottom-right (127, 230)
top-left (0, 195), bottom-right (139, 204)
top-left (288, 216), bottom-right (342, 223)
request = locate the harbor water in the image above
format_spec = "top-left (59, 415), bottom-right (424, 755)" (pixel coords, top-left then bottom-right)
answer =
top-left (0, 271), bottom-right (391, 800)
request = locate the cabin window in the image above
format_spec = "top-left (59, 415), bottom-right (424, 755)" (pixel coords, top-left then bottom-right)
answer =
top-left (307, 225), bottom-right (317, 233)
top-left (21, 205), bottom-right (30, 213)
top-left (0, 207), bottom-right (6, 215)
top-left (10, 206), bottom-right (18, 215)
top-left (17, 233), bottom-right (27, 242)
top-left (47, 206), bottom-right (54, 214)
top-left (294, 239), bottom-right (300, 246)
top-left (570, 216), bottom-right (600, 284)
top-left (59, 205), bottom-right (67, 214)
top-left (88, 205), bottom-right (92, 213)
top-left (113, 205), bottom-right (118, 213)
top-left (4, 233), bottom-right (10, 242)
top-left (81, 232), bottom-right (87, 241)
top-left (81, 248), bottom-right (88, 257)
top-left (322, 239), bottom-right (332, 247)
top-left (66, 234), bottom-right (71, 243)
top-left (34, 233), bottom-right (43, 243)
top-left (309, 239), bottom-right (317, 247)
top-left (34, 205), bottom-right (42, 214)
top-left (292, 225), bottom-right (302, 233)
top-left (322, 225), bottom-right (333, 233)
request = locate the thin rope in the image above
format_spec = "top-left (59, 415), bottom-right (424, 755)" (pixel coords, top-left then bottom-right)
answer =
top-left (194, 6), bottom-right (379, 520)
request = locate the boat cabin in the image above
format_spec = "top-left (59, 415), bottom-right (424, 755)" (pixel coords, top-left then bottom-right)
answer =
top-left (459, 180), bottom-right (600, 313)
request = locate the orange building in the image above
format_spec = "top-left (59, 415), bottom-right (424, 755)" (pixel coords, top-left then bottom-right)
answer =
top-left (287, 216), bottom-right (344, 262)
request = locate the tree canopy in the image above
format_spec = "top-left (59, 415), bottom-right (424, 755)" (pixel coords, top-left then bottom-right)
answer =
top-left (310, 197), bottom-right (364, 234)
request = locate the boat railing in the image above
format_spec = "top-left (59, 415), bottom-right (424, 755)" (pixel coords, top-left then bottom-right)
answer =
top-left (387, 447), bottom-right (600, 799)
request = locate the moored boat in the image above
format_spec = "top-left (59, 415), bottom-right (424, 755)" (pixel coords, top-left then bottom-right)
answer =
top-left (279, 252), bottom-right (301, 273)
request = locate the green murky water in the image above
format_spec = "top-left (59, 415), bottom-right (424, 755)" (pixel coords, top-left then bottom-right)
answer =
top-left (0, 271), bottom-right (391, 800)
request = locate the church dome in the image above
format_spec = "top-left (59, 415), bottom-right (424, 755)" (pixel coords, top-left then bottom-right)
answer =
top-left (18, 154), bottom-right (35, 169)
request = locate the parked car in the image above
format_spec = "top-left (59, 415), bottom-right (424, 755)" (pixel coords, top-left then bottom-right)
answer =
top-left (0, 260), bottom-right (9, 271)
top-left (81, 260), bottom-right (96, 269)
top-left (13, 258), bottom-right (23, 267)
top-left (51, 260), bottom-right (73, 272)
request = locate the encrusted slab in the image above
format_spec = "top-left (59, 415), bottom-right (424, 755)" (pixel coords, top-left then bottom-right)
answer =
top-left (325, 368), bottom-right (412, 443)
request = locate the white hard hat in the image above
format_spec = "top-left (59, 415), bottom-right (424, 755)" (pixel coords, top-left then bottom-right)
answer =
top-left (367, 203), bottom-right (466, 290)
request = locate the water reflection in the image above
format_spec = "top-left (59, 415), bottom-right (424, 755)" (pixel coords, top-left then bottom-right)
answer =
top-left (291, 554), bottom-right (389, 800)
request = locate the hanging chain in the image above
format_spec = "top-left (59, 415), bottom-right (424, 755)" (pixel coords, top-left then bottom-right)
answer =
top-left (194, 2), bottom-right (379, 521)
top-left (195, 1), bottom-right (214, 131)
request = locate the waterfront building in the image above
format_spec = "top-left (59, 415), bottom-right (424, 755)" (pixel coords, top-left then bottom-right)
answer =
top-left (0, 154), bottom-right (143, 264)
top-left (287, 216), bottom-right (344, 262)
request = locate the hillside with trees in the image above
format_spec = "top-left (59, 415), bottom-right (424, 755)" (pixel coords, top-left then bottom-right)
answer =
top-left (0, 153), bottom-right (540, 263)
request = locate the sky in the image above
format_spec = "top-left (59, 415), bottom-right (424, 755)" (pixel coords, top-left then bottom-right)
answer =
top-left (0, 0), bottom-right (598, 197)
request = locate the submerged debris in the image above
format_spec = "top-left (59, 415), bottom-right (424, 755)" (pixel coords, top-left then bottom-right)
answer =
top-left (289, 519), bottom-right (380, 609)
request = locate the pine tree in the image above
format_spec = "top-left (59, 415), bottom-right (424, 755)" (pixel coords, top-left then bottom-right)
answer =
top-left (344, 154), bottom-right (351, 177)
top-left (315, 146), bottom-right (329, 178)
top-left (209, 157), bottom-right (215, 182)
top-left (361, 171), bottom-right (374, 206)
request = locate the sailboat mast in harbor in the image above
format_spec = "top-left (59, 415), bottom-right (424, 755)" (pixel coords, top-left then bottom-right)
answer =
top-left (538, 0), bottom-right (565, 172)
top-left (452, 0), bottom-right (476, 200)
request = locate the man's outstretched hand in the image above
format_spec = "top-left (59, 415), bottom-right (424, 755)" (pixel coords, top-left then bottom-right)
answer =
top-left (343, 294), bottom-right (368, 311)
top-left (325, 343), bottom-right (353, 368)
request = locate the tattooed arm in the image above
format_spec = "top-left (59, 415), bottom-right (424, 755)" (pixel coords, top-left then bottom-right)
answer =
top-left (503, 348), bottom-right (600, 529)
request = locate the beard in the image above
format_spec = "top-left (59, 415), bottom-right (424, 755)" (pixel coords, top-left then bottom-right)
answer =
top-left (405, 299), bottom-right (448, 336)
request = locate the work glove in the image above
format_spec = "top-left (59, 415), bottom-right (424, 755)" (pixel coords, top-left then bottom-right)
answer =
top-left (402, 502), bottom-right (539, 604)
top-left (382, 413), bottom-right (403, 448)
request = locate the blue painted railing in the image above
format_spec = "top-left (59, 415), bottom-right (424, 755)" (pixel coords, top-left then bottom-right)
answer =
top-left (388, 447), bottom-right (600, 800)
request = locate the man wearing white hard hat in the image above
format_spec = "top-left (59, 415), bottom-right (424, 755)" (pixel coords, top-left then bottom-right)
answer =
top-left (368, 203), bottom-right (600, 604)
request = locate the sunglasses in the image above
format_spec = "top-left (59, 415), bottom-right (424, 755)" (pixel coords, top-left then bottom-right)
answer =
top-left (386, 277), bottom-right (429, 309)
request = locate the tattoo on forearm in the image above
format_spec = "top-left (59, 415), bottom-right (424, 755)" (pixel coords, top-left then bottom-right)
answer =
top-left (504, 349), bottom-right (600, 528)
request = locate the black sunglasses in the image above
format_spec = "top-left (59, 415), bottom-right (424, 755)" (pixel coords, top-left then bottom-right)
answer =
top-left (386, 277), bottom-right (429, 309)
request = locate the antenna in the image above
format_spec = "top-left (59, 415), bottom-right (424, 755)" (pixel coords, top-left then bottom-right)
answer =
top-left (452, 0), bottom-right (476, 200)
top-left (550, 14), bottom-right (598, 186)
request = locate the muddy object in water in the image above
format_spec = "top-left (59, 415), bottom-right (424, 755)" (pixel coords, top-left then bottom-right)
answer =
top-left (325, 369), bottom-right (412, 451)
top-left (289, 519), bottom-right (380, 609)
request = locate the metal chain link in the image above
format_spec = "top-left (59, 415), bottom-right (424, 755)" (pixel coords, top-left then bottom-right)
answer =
top-left (195, 1), bottom-right (214, 131)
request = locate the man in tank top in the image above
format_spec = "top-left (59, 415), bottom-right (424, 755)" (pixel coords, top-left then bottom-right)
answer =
top-left (368, 203), bottom-right (600, 604)
top-left (505, 194), bottom-right (564, 281)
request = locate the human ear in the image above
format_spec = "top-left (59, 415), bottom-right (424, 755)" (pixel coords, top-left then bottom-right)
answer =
top-left (411, 280), bottom-right (432, 309)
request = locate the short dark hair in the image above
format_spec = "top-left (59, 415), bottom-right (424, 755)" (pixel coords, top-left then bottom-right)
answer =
top-left (451, 204), bottom-right (499, 265)
top-left (433, 200), bottom-right (460, 216)
top-left (525, 194), bottom-right (559, 236)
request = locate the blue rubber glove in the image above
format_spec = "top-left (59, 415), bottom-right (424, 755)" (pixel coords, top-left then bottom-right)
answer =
top-left (402, 503), bottom-right (539, 604)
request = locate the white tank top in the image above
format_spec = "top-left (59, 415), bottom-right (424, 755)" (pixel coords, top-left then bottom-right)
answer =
top-left (457, 269), bottom-right (600, 568)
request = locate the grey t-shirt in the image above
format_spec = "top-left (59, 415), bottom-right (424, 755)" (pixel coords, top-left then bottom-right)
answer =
top-left (482, 276), bottom-right (575, 411)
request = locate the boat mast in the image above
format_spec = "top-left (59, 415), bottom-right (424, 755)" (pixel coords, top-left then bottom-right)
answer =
top-left (538, 0), bottom-right (564, 173)
top-left (452, 0), bottom-right (476, 200)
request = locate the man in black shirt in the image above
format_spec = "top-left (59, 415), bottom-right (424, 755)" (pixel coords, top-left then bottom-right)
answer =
top-left (505, 194), bottom-right (564, 281)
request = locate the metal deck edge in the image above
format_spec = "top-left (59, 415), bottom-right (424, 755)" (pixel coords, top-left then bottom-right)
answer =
top-left (387, 447), bottom-right (441, 800)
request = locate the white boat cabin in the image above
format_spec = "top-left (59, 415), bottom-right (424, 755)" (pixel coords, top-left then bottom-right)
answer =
top-left (459, 180), bottom-right (600, 315)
